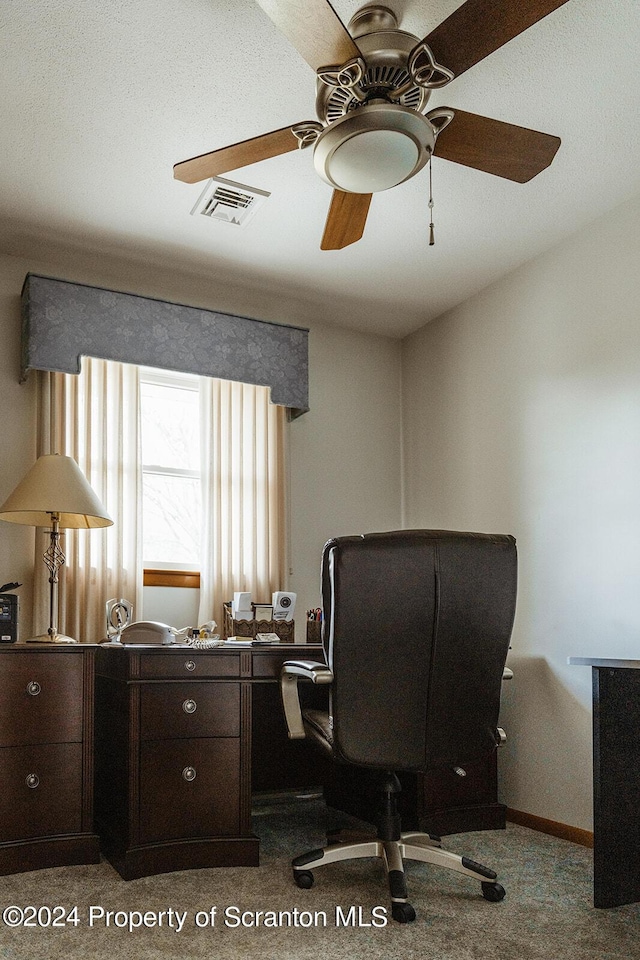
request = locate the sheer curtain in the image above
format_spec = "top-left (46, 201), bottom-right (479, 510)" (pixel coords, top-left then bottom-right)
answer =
top-left (197, 377), bottom-right (287, 628)
top-left (35, 359), bottom-right (142, 643)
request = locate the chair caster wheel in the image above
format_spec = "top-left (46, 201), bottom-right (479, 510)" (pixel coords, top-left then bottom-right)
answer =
top-left (391, 902), bottom-right (416, 923)
top-left (481, 881), bottom-right (506, 902)
top-left (294, 870), bottom-right (314, 889)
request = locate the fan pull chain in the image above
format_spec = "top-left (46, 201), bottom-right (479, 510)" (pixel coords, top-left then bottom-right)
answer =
top-left (428, 157), bottom-right (435, 246)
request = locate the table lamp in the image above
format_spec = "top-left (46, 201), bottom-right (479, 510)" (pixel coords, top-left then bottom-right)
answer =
top-left (0, 454), bottom-right (113, 643)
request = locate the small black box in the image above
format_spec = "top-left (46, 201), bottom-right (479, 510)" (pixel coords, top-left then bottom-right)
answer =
top-left (0, 593), bottom-right (18, 643)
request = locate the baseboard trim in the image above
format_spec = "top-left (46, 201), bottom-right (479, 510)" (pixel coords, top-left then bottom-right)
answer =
top-left (506, 808), bottom-right (593, 848)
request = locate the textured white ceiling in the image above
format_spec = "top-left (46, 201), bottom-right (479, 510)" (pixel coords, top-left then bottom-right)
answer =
top-left (1, 0), bottom-right (639, 337)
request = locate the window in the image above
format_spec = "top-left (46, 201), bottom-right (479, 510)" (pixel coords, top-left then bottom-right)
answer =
top-left (140, 368), bottom-right (201, 571)
top-left (37, 357), bottom-right (286, 637)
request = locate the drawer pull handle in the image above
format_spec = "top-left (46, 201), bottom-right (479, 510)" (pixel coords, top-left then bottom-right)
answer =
top-left (182, 698), bottom-right (197, 714)
top-left (27, 681), bottom-right (41, 696)
top-left (184, 660), bottom-right (196, 672)
top-left (26, 773), bottom-right (40, 789)
top-left (182, 766), bottom-right (197, 782)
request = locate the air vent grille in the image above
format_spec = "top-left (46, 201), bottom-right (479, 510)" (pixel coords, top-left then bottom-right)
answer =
top-left (190, 176), bottom-right (270, 227)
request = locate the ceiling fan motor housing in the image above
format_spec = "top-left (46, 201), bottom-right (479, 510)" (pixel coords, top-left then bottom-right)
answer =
top-left (314, 14), bottom-right (435, 194)
top-left (315, 20), bottom-right (430, 124)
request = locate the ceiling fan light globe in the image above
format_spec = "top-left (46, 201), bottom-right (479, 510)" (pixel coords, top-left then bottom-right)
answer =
top-left (328, 129), bottom-right (419, 192)
top-left (313, 102), bottom-right (434, 193)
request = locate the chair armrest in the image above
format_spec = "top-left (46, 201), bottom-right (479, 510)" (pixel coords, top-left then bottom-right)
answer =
top-left (280, 660), bottom-right (333, 740)
top-left (282, 660), bottom-right (333, 682)
top-left (497, 668), bottom-right (513, 745)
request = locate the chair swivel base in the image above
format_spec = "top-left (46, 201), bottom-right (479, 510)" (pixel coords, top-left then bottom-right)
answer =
top-left (292, 833), bottom-right (505, 923)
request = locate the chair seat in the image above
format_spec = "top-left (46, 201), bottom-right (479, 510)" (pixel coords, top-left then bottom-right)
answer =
top-left (302, 708), bottom-right (333, 754)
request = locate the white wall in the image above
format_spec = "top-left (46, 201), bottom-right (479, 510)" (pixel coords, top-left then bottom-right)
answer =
top-left (288, 322), bottom-right (402, 635)
top-left (0, 246), bottom-right (402, 641)
top-left (401, 193), bottom-right (640, 830)
top-left (0, 255), bottom-right (38, 635)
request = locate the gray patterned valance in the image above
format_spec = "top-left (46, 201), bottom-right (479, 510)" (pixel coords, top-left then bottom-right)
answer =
top-left (21, 274), bottom-right (309, 417)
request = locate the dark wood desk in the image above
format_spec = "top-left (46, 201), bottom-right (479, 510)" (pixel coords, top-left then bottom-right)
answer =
top-left (0, 641), bottom-right (505, 880)
top-left (569, 657), bottom-right (640, 908)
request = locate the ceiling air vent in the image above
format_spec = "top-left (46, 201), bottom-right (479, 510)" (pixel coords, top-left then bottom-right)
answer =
top-left (190, 176), bottom-right (270, 227)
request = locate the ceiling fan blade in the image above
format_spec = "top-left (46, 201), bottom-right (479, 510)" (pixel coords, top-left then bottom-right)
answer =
top-left (434, 109), bottom-right (561, 182)
top-left (174, 125), bottom-right (300, 184)
top-left (254, 0), bottom-right (361, 71)
top-left (321, 190), bottom-right (372, 250)
top-left (422, 0), bottom-right (572, 79)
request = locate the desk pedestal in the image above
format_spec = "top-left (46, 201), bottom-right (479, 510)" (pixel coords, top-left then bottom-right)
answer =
top-left (569, 657), bottom-right (640, 909)
top-left (95, 645), bottom-right (260, 879)
top-left (0, 645), bottom-right (100, 876)
top-left (592, 666), bottom-right (640, 908)
top-left (324, 753), bottom-right (504, 836)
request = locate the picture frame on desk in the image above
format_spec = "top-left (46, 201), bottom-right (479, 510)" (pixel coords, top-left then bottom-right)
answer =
top-left (222, 602), bottom-right (295, 643)
top-left (253, 604), bottom-right (273, 621)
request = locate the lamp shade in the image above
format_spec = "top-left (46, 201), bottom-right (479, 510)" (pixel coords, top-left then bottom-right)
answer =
top-left (0, 454), bottom-right (113, 529)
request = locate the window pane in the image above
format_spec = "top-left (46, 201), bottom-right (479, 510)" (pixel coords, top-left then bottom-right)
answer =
top-left (142, 474), bottom-right (201, 566)
top-left (141, 381), bottom-right (199, 471)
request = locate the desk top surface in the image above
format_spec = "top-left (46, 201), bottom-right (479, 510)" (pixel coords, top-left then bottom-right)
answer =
top-left (568, 657), bottom-right (640, 669)
top-left (94, 640), bottom-right (324, 681)
top-left (98, 641), bottom-right (321, 652)
top-left (0, 641), bottom-right (321, 652)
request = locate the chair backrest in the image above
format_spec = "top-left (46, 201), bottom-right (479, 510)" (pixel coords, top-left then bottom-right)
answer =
top-left (320, 530), bottom-right (517, 772)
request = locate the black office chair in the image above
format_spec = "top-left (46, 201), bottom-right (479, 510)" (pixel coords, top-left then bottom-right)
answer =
top-left (280, 529), bottom-right (517, 923)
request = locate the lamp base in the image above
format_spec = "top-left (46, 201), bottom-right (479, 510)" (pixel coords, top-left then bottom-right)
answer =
top-left (25, 633), bottom-right (78, 644)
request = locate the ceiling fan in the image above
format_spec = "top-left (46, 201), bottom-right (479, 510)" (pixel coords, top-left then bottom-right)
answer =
top-left (174, 0), bottom-right (571, 250)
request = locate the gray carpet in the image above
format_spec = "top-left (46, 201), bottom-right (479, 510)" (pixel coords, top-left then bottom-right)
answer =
top-left (0, 796), bottom-right (637, 960)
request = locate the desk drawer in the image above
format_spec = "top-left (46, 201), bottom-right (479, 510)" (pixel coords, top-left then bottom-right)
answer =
top-left (0, 655), bottom-right (83, 746)
top-left (140, 653), bottom-right (240, 680)
top-left (139, 738), bottom-right (240, 844)
top-left (140, 682), bottom-right (240, 740)
top-left (0, 743), bottom-right (83, 841)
